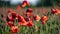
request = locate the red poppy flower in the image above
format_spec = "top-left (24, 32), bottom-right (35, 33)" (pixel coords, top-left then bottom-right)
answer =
top-left (26, 8), bottom-right (33, 13)
top-left (10, 26), bottom-right (18, 33)
top-left (41, 16), bottom-right (48, 21)
top-left (6, 15), bottom-right (14, 22)
top-left (51, 8), bottom-right (60, 15)
top-left (25, 12), bottom-right (31, 17)
top-left (27, 21), bottom-right (33, 27)
top-left (18, 15), bottom-right (25, 22)
top-left (33, 15), bottom-right (40, 21)
top-left (22, 0), bottom-right (27, 7)
top-left (16, 5), bottom-right (21, 11)
top-left (55, 9), bottom-right (60, 15)
top-left (18, 15), bottom-right (27, 26)
top-left (11, 12), bottom-right (18, 19)
top-left (24, 17), bottom-right (31, 22)
top-left (6, 21), bottom-right (14, 27)
top-left (51, 8), bottom-right (56, 14)
top-left (22, 0), bottom-right (29, 7)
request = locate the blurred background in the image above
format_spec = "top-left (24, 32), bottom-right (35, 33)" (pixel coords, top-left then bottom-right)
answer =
top-left (0, 0), bottom-right (60, 7)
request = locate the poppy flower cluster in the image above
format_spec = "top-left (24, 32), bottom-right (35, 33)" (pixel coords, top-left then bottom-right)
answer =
top-left (6, 10), bottom-right (19, 33)
top-left (5, 0), bottom-right (33, 33)
top-left (4, 0), bottom-right (60, 34)
top-left (51, 8), bottom-right (60, 15)
top-left (6, 2), bottom-right (49, 33)
top-left (6, 8), bottom-right (33, 33)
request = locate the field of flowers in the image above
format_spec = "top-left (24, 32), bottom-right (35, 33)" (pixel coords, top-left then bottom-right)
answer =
top-left (0, 0), bottom-right (60, 34)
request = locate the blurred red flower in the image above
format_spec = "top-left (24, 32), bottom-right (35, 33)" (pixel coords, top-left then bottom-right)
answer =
top-left (18, 15), bottom-right (25, 22)
top-left (6, 21), bottom-right (14, 27)
top-left (55, 9), bottom-right (60, 15)
top-left (25, 12), bottom-right (31, 17)
top-left (26, 8), bottom-right (33, 13)
top-left (24, 17), bottom-right (31, 22)
top-left (22, 0), bottom-right (30, 7)
top-left (27, 21), bottom-right (33, 27)
top-left (22, 0), bottom-right (27, 7)
top-left (6, 15), bottom-right (14, 22)
top-left (51, 8), bottom-right (56, 14)
top-left (10, 26), bottom-right (18, 33)
top-left (33, 15), bottom-right (40, 21)
top-left (51, 8), bottom-right (60, 15)
top-left (41, 16), bottom-right (48, 21)
top-left (11, 12), bottom-right (18, 19)
top-left (18, 15), bottom-right (27, 26)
